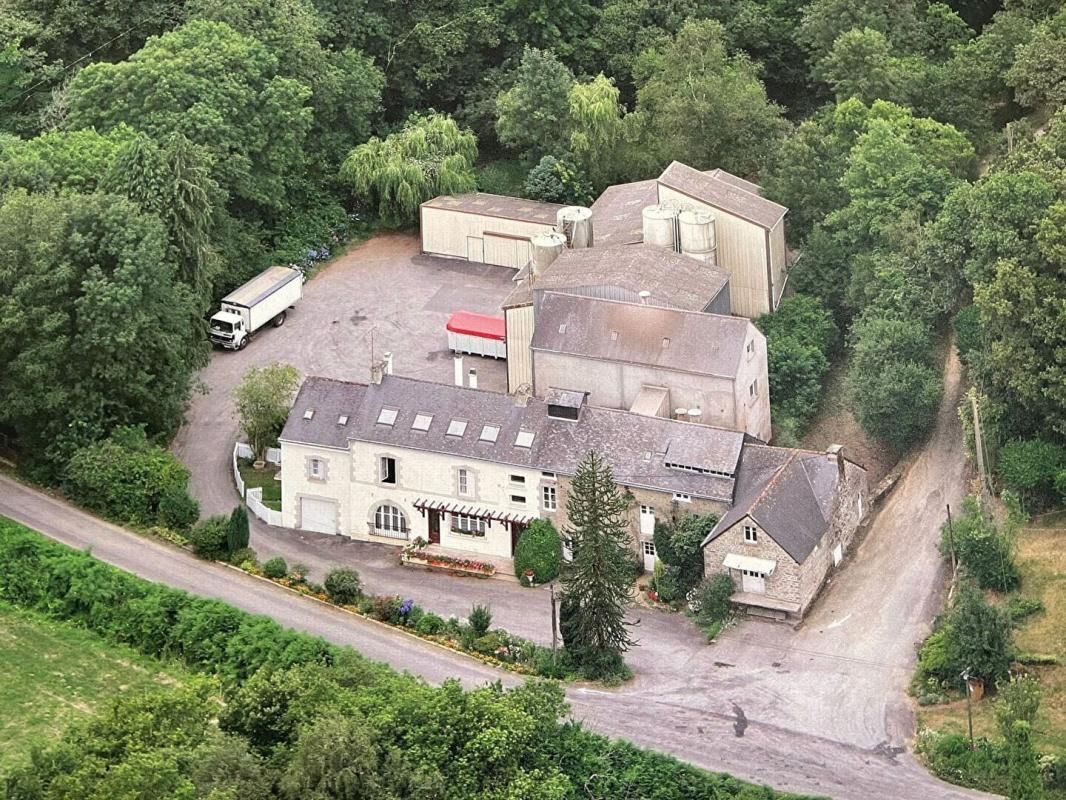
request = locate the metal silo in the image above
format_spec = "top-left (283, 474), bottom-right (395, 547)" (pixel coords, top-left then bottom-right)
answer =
top-left (642, 204), bottom-right (681, 251)
top-left (678, 210), bottom-right (717, 264)
top-left (557, 206), bottom-right (594, 249)
top-left (530, 231), bottom-right (567, 275)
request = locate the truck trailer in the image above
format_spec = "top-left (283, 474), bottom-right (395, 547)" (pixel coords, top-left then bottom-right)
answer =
top-left (209, 266), bottom-right (303, 350)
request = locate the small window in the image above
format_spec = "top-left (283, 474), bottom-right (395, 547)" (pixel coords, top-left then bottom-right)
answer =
top-left (479, 424), bottom-right (499, 443)
top-left (640, 504), bottom-right (654, 515)
top-left (558, 323), bottom-right (567, 334)
top-left (541, 471), bottom-right (556, 480)
top-left (379, 456), bottom-right (396, 484)
top-left (510, 494), bottom-right (526, 504)
top-left (749, 379), bottom-right (759, 398)
top-left (303, 408), bottom-right (315, 420)
top-left (542, 484), bottom-right (557, 511)
top-left (509, 474), bottom-right (526, 485)
top-left (412, 413), bottom-right (433, 431)
top-left (673, 492), bottom-right (692, 503)
top-left (609, 329), bottom-right (619, 341)
top-left (642, 541), bottom-right (656, 556)
top-left (457, 467), bottom-right (470, 496)
top-left (515, 430), bottom-right (535, 448)
top-left (337, 415), bottom-right (348, 425)
top-left (661, 337), bottom-right (671, 348)
top-left (447, 419), bottom-right (467, 437)
top-left (742, 568), bottom-right (766, 578)
top-left (746, 339), bottom-right (755, 355)
top-left (377, 407), bottom-right (398, 426)
top-left (308, 458), bottom-right (323, 479)
top-left (743, 525), bottom-right (758, 543)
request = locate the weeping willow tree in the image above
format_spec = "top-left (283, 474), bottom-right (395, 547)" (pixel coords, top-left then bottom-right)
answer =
top-left (340, 113), bottom-right (477, 226)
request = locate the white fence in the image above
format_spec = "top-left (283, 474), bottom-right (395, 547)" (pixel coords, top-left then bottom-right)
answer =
top-left (232, 441), bottom-right (283, 527)
top-left (246, 486), bottom-right (283, 527)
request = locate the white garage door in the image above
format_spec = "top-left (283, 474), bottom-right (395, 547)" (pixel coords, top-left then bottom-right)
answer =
top-left (300, 498), bottom-right (337, 534)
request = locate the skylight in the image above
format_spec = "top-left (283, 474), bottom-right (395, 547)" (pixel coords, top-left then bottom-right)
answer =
top-left (412, 413), bottom-right (433, 431)
top-left (337, 415), bottom-right (349, 425)
top-left (515, 430), bottom-right (535, 448)
top-left (303, 408), bottom-right (315, 420)
top-left (446, 419), bottom-right (468, 437)
top-left (480, 424), bottom-right (500, 443)
top-left (376, 407), bottom-right (398, 426)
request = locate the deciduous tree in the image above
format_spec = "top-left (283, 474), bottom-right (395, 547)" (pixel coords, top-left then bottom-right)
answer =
top-left (233, 363), bottom-right (300, 461)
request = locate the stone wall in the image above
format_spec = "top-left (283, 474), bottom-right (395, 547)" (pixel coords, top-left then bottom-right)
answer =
top-left (701, 516), bottom-right (801, 604)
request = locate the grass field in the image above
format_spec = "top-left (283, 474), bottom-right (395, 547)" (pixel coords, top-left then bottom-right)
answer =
top-left (0, 603), bottom-right (188, 770)
top-left (918, 517), bottom-right (1066, 755)
top-left (238, 458), bottom-right (281, 510)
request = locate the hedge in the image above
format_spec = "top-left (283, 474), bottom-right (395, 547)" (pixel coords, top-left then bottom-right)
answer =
top-left (0, 517), bottom-right (822, 800)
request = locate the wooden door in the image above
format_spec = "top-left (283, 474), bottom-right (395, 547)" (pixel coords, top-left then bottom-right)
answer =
top-left (510, 522), bottom-right (527, 556)
top-left (428, 511), bottom-right (441, 544)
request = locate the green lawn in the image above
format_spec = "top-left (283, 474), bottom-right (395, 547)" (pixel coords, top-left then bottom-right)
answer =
top-left (0, 603), bottom-right (189, 770)
top-left (238, 458), bottom-right (281, 510)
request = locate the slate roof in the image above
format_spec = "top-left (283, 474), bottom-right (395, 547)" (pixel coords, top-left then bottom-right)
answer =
top-left (531, 244), bottom-right (730, 313)
top-left (589, 179), bottom-right (658, 246)
top-left (658, 162), bottom-right (787, 229)
top-left (421, 193), bottom-right (563, 225)
top-left (531, 293), bottom-right (751, 378)
top-left (702, 445), bottom-right (861, 563)
top-left (280, 374), bottom-right (744, 500)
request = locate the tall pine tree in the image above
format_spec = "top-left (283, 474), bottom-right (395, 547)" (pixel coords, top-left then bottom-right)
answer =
top-left (560, 451), bottom-right (635, 677)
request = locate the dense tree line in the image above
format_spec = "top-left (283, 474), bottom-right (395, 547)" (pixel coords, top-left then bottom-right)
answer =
top-left (0, 518), bottom-right (817, 800)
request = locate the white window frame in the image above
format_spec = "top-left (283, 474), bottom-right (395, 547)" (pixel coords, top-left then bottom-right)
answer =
top-left (374, 504), bottom-right (408, 535)
top-left (542, 484), bottom-right (557, 511)
top-left (743, 524), bottom-right (758, 543)
top-left (741, 568), bottom-right (766, 578)
top-left (749, 379), bottom-right (759, 399)
top-left (457, 467), bottom-right (470, 497)
top-left (510, 494), bottom-right (526, 505)
top-left (642, 541), bottom-right (657, 557)
top-left (451, 513), bottom-right (487, 536)
top-left (379, 455), bottom-right (396, 485)
top-left (509, 474), bottom-right (526, 485)
top-left (673, 492), bottom-right (692, 503)
top-left (308, 457), bottom-right (324, 480)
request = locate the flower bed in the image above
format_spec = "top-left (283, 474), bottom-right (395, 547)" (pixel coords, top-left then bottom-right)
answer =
top-left (400, 547), bottom-right (495, 577)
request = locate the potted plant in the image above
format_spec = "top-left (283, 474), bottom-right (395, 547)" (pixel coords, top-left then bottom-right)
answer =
top-left (522, 568), bottom-right (536, 587)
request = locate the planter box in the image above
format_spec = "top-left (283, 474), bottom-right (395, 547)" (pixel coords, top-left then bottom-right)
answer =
top-left (401, 550), bottom-right (495, 577)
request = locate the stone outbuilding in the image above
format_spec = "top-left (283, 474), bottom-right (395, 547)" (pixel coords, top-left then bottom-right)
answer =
top-left (701, 444), bottom-right (869, 620)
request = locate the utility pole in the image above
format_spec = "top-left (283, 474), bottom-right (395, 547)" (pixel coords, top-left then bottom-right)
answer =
top-left (550, 582), bottom-right (559, 667)
top-left (971, 392), bottom-right (990, 496)
top-left (962, 670), bottom-right (975, 751)
top-left (945, 504), bottom-right (957, 573)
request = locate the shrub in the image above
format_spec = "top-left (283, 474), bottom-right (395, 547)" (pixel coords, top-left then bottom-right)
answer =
top-left (415, 613), bottom-right (445, 636)
top-left (998, 439), bottom-right (1066, 510)
top-left (468, 604), bottom-right (492, 637)
top-left (190, 516), bottom-right (230, 560)
top-left (1007, 597), bottom-right (1045, 624)
top-left (64, 426), bottom-right (194, 527)
top-left (694, 574), bottom-right (736, 630)
top-left (941, 497), bottom-right (1019, 592)
top-left (158, 485), bottom-right (200, 531)
top-left (288, 563), bottom-right (310, 583)
top-left (953, 305), bottom-right (982, 366)
top-left (994, 675), bottom-right (1041, 739)
top-left (229, 547), bottom-right (257, 567)
top-left (523, 155), bottom-right (593, 205)
top-left (944, 584), bottom-right (1014, 686)
top-left (917, 730), bottom-right (1010, 795)
top-left (653, 514), bottom-right (715, 597)
top-left (370, 596), bottom-right (401, 623)
top-left (227, 506), bottom-right (250, 554)
top-left (916, 628), bottom-right (953, 684)
top-left (513, 519), bottom-right (562, 584)
top-left (323, 567), bottom-right (362, 605)
top-left (262, 556), bottom-right (288, 579)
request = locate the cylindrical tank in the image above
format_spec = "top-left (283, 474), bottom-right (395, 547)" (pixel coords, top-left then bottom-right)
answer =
top-left (678, 209), bottom-right (717, 264)
top-left (557, 206), bottom-right (594, 249)
top-left (530, 231), bottom-right (567, 275)
top-left (642, 204), bottom-right (680, 251)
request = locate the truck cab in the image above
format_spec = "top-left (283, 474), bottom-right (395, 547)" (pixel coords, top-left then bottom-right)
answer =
top-left (209, 305), bottom-right (249, 350)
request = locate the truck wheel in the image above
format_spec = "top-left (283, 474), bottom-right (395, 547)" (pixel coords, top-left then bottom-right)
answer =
top-left (272, 311), bottom-right (287, 327)
top-left (237, 336), bottom-right (248, 351)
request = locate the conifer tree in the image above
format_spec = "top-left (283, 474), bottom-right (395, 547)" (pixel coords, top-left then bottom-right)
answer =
top-left (560, 451), bottom-right (634, 677)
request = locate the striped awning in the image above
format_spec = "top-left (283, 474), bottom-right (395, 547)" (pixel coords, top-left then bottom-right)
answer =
top-left (412, 497), bottom-right (535, 525)
top-left (722, 553), bottom-right (776, 575)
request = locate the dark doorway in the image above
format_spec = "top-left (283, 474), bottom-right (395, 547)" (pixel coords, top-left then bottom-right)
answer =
top-left (510, 522), bottom-right (527, 556)
top-left (428, 511), bottom-right (441, 544)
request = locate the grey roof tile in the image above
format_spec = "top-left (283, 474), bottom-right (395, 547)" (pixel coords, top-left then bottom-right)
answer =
top-left (659, 162), bottom-right (787, 229)
top-left (590, 179), bottom-right (658, 245)
top-left (421, 193), bottom-right (564, 225)
top-left (531, 293), bottom-right (750, 378)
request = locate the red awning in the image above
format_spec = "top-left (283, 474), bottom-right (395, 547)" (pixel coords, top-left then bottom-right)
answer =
top-left (446, 310), bottom-right (506, 341)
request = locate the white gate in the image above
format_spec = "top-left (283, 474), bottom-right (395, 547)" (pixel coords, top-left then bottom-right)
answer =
top-left (642, 540), bottom-right (657, 572)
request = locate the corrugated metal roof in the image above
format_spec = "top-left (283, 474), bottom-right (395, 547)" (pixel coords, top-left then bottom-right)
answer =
top-left (531, 293), bottom-right (750, 378)
top-left (421, 192), bottom-right (564, 225)
top-left (222, 266), bottom-right (302, 308)
top-left (702, 445), bottom-right (864, 563)
top-left (589, 178), bottom-right (658, 245)
top-left (280, 375), bottom-right (744, 500)
top-left (532, 244), bottom-right (730, 313)
top-left (659, 162), bottom-right (787, 229)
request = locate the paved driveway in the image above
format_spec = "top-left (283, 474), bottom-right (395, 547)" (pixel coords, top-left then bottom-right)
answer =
top-left (169, 233), bottom-right (985, 798)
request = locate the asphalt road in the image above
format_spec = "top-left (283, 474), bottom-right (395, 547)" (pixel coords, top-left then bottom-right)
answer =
top-left (0, 347), bottom-right (995, 800)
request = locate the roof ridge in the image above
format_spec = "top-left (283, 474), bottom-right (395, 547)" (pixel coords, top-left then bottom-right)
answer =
top-left (378, 373), bottom-right (528, 402)
top-left (540, 291), bottom-right (748, 324)
top-left (746, 450), bottom-right (800, 520)
top-left (305, 376), bottom-right (369, 389)
top-left (796, 456), bottom-right (831, 526)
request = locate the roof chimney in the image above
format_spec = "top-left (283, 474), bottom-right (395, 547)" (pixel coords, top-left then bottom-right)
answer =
top-left (467, 367), bottom-right (478, 390)
top-left (513, 383), bottom-right (532, 407)
top-left (384, 351), bottom-right (394, 375)
top-left (453, 354), bottom-right (463, 386)
top-left (826, 444), bottom-right (845, 477)
top-left (370, 360), bottom-right (384, 385)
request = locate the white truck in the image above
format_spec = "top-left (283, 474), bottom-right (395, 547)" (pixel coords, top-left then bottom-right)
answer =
top-left (208, 266), bottom-right (303, 350)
